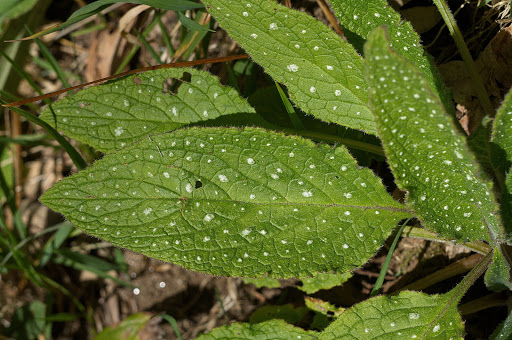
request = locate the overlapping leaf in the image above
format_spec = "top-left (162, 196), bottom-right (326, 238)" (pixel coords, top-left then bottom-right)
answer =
top-left (329, 0), bottom-right (452, 112)
top-left (41, 127), bottom-right (410, 278)
top-left (365, 27), bottom-right (501, 243)
top-left (320, 291), bottom-right (464, 339)
top-left (40, 68), bottom-right (254, 153)
top-left (202, 0), bottom-right (376, 135)
top-left (196, 319), bottom-right (317, 339)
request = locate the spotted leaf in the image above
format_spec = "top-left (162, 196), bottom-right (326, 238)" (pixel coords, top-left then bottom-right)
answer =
top-left (41, 127), bottom-right (410, 278)
top-left (320, 291), bottom-right (464, 339)
top-left (365, 27), bottom-right (502, 243)
top-left (40, 68), bottom-right (255, 154)
top-left (203, 0), bottom-right (376, 135)
top-left (196, 319), bottom-right (317, 339)
top-left (491, 88), bottom-right (512, 238)
top-left (329, 0), bottom-right (452, 113)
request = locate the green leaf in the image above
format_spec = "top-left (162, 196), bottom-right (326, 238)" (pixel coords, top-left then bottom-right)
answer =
top-left (249, 304), bottom-right (309, 325)
top-left (329, 0), bottom-right (453, 113)
top-left (484, 246), bottom-right (512, 292)
top-left (365, 27), bottom-right (501, 243)
top-left (196, 319), bottom-right (317, 339)
top-left (178, 11), bottom-right (214, 32)
top-left (94, 312), bottom-right (151, 340)
top-left (305, 297), bottom-right (345, 318)
top-left (491, 88), bottom-right (512, 236)
top-left (320, 291), bottom-right (464, 339)
top-left (243, 277), bottom-right (281, 289)
top-left (40, 68), bottom-right (255, 153)
top-left (6, 301), bottom-right (46, 340)
top-left (203, 0), bottom-right (376, 135)
top-left (41, 127), bottom-right (410, 278)
top-left (299, 272), bottom-right (352, 294)
top-left (490, 309), bottom-right (512, 340)
top-left (0, 0), bottom-right (37, 25)
top-left (23, 0), bottom-right (204, 40)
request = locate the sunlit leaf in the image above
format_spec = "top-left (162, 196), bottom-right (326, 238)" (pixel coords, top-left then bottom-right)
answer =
top-left (203, 0), bottom-right (376, 135)
top-left (196, 319), bottom-right (317, 339)
top-left (329, 0), bottom-right (453, 112)
top-left (40, 68), bottom-right (255, 153)
top-left (320, 291), bottom-right (464, 339)
top-left (41, 127), bottom-right (410, 278)
top-left (366, 27), bottom-right (501, 243)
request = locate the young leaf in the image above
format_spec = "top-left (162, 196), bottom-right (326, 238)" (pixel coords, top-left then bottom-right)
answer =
top-left (195, 319), bottom-right (317, 339)
top-left (94, 312), bottom-right (151, 340)
top-left (40, 68), bottom-right (255, 153)
top-left (319, 291), bottom-right (464, 339)
top-left (203, 0), bottom-right (376, 135)
top-left (41, 127), bottom-right (410, 278)
top-left (365, 27), bottom-right (501, 244)
top-left (299, 272), bottom-right (352, 294)
top-left (329, 0), bottom-right (453, 113)
top-left (484, 246), bottom-right (512, 292)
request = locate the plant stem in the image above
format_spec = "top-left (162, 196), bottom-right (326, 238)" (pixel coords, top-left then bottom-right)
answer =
top-left (432, 0), bottom-right (494, 117)
top-left (420, 249), bottom-right (493, 339)
top-left (371, 217), bottom-right (411, 296)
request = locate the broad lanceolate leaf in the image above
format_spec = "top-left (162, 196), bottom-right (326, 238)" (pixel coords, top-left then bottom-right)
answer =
top-left (319, 291), bottom-right (464, 339)
top-left (40, 68), bottom-right (255, 153)
top-left (202, 0), bottom-right (376, 135)
top-left (365, 27), bottom-right (502, 244)
top-left (492, 88), bottom-right (512, 239)
top-left (329, 0), bottom-right (453, 113)
top-left (196, 319), bottom-right (317, 339)
top-left (41, 127), bottom-right (410, 278)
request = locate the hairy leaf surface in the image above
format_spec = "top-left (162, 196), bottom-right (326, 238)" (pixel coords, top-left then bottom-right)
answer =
top-left (41, 127), bottom-right (410, 278)
top-left (329, 0), bottom-right (452, 112)
top-left (196, 319), bottom-right (317, 339)
top-left (492, 88), bottom-right (512, 239)
top-left (366, 27), bottom-right (501, 243)
top-left (203, 0), bottom-right (376, 135)
top-left (40, 68), bottom-right (254, 153)
top-left (320, 291), bottom-right (464, 339)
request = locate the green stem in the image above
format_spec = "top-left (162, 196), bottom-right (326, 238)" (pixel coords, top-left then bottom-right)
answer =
top-left (420, 249), bottom-right (493, 339)
top-left (403, 226), bottom-right (492, 254)
top-left (432, 0), bottom-right (494, 117)
top-left (370, 217), bottom-right (412, 297)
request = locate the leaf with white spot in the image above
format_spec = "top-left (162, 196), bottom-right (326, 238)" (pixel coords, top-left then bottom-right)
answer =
top-left (195, 319), bottom-right (317, 339)
top-left (319, 291), bottom-right (464, 339)
top-left (41, 127), bottom-right (410, 278)
top-left (40, 68), bottom-right (255, 153)
top-left (491, 88), bottom-right (512, 239)
top-left (329, 0), bottom-right (452, 112)
top-left (365, 27), bottom-right (502, 243)
top-left (202, 0), bottom-right (376, 135)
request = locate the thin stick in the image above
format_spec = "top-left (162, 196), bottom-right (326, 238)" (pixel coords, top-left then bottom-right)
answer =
top-left (2, 54), bottom-right (249, 108)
